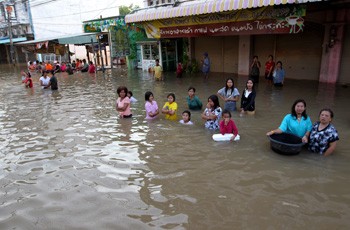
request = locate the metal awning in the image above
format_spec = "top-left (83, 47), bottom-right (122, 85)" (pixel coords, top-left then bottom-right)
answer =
top-left (15, 32), bottom-right (98, 46)
top-left (125, 0), bottom-right (323, 23)
top-left (58, 33), bottom-right (98, 45)
top-left (0, 37), bottom-right (27, 44)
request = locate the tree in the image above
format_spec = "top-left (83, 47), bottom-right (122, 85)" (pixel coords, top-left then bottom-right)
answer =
top-left (119, 4), bottom-right (140, 16)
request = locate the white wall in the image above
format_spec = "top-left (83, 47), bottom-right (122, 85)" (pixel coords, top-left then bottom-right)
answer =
top-left (29, 0), bottom-right (122, 39)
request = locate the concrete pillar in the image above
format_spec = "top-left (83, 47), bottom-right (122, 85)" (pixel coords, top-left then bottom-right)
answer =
top-left (319, 9), bottom-right (347, 83)
top-left (5, 45), bottom-right (10, 64)
top-left (238, 35), bottom-right (251, 76)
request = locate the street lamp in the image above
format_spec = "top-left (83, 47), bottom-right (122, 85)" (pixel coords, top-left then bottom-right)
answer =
top-left (6, 5), bottom-right (15, 66)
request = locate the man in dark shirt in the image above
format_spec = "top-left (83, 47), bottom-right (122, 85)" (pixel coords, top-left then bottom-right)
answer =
top-left (81, 59), bottom-right (89, 72)
top-left (49, 71), bottom-right (58, 90)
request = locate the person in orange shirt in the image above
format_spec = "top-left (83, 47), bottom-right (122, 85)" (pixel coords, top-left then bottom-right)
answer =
top-left (28, 61), bottom-right (36, 71)
top-left (45, 62), bottom-right (53, 71)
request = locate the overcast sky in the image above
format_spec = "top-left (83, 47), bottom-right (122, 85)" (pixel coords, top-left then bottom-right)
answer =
top-left (30, 0), bottom-right (146, 39)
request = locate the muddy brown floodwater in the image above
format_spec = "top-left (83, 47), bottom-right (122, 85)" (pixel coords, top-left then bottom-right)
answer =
top-left (0, 64), bottom-right (349, 229)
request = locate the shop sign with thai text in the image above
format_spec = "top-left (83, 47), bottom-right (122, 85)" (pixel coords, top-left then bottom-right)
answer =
top-left (160, 18), bottom-right (304, 38)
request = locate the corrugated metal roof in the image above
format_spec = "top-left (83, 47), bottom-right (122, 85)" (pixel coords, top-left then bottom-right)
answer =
top-left (125, 0), bottom-right (323, 23)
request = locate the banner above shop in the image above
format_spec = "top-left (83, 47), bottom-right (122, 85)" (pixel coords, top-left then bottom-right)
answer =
top-left (160, 17), bottom-right (304, 38)
top-left (142, 5), bottom-right (307, 38)
top-left (83, 17), bottom-right (126, 33)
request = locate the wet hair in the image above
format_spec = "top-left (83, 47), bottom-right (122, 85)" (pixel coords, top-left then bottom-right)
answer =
top-left (117, 86), bottom-right (128, 96)
top-left (188, 86), bottom-right (196, 92)
top-left (276, 61), bottom-right (283, 69)
top-left (145, 91), bottom-right (153, 101)
top-left (167, 93), bottom-right (176, 101)
top-left (222, 109), bottom-right (232, 118)
top-left (319, 108), bottom-right (334, 118)
top-left (225, 78), bottom-right (235, 96)
top-left (208, 95), bottom-right (220, 109)
top-left (291, 99), bottom-right (308, 119)
top-left (128, 91), bottom-right (133, 97)
top-left (182, 110), bottom-right (191, 119)
top-left (246, 79), bottom-right (255, 91)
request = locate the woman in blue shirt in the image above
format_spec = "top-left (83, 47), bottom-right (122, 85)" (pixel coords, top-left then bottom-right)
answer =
top-left (267, 99), bottom-right (312, 143)
top-left (273, 61), bottom-right (285, 87)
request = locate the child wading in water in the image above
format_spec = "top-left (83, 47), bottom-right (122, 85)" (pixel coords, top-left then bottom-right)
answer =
top-left (201, 95), bottom-right (222, 130)
top-left (145, 91), bottom-right (159, 119)
top-left (179, 110), bottom-right (193, 125)
top-left (116, 86), bottom-right (132, 118)
top-left (162, 93), bottom-right (178, 120)
top-left (153, 59), bottom-right (163, 81)
top-left (220, 109), bottom-right (239, 141)
top-left (24, 72), bottom-right (33, 88)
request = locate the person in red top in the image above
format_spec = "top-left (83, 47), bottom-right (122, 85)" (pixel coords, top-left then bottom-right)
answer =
top-left (24, 72), bottom-right (33, 88)
top-left (176, 62), bottom-right (183, 78)
top-left (220, 109), bottom-right (239, 141)
top-left (88, 61), bottom-right (96, 73)
top-left (264, 55), bottom-right (275, 83)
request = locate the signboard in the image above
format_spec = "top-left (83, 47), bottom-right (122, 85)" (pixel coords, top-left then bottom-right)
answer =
top-left (83, 17), bottom-right (126, 33)
top-left (143, 5), bottom-right (307, 38)
top-left (160, 18), bottom-right (304, 38)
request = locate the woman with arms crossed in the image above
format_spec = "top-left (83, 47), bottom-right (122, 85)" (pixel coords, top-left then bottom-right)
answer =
top-left (308, 108), bottom-right (339, 156)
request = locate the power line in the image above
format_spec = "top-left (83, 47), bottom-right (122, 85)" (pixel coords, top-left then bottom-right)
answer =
top-left (92, 0), bottom-right (119, 19)
top-left (30, 6), bottom-right (119, 20)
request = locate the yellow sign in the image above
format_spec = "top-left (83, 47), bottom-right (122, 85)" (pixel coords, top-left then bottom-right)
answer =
top-left (140, 6), bottom-right (306, 38)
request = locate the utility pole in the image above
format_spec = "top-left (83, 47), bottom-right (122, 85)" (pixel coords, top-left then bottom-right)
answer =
top-left (91, 37), bottom-right (97, 67)
top-left (6, 5), bottom-right (15, 66)
top-left (97, 34), bottom-right (105, 73)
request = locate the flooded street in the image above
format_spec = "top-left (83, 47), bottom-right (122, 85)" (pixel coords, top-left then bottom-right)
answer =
top-left (0, 65), bottom-right (350, 229)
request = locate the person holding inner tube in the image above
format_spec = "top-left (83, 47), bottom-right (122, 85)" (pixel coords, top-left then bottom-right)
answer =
top-left (266, 99), bottom-right (312, 143)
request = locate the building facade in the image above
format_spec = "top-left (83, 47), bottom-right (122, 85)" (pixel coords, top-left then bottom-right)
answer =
top-left (126, 0), bottom-right (350, 84)
top-left (0, 0), bottom-right (34, 64)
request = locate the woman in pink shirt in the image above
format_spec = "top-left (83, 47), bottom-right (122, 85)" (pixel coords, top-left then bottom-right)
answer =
top-left (88, 61), bottom-right (96, 73)
top-left (60, 62), bottom-right (67, 72)
top-left (116, 86), bottom-right (132, 118)
top-left (145, 91), bottom-right (159, 119)
top-left (219, 109), bottom-right (239, 141)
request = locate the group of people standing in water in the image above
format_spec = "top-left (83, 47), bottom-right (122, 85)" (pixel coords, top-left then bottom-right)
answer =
top-left (115, 75), bottom-right (339, 156)
top-left (249, 54), bottom-right (285, 86)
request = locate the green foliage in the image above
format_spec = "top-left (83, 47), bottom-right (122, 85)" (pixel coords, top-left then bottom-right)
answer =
top-left (190, 58), bottom-right (199, 74)
top-left (128, 29), bottom-right (147, 60)
top-left (119, 4), bottom-right (140, 16)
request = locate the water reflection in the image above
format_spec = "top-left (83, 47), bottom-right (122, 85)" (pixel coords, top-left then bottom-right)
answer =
top-left (0, 65), bottom-right (349, 229)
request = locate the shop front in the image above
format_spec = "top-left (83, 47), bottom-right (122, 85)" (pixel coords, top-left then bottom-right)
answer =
top-left (126, 0), bottom-right (350, 84)
top-left (136, 39), bottom-right (180, 72)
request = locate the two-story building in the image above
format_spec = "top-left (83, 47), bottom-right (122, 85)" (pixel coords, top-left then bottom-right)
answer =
top-left (126, 0), bottom-right (350, 84)
top-left (0, 0), bottom-right (35, 64)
